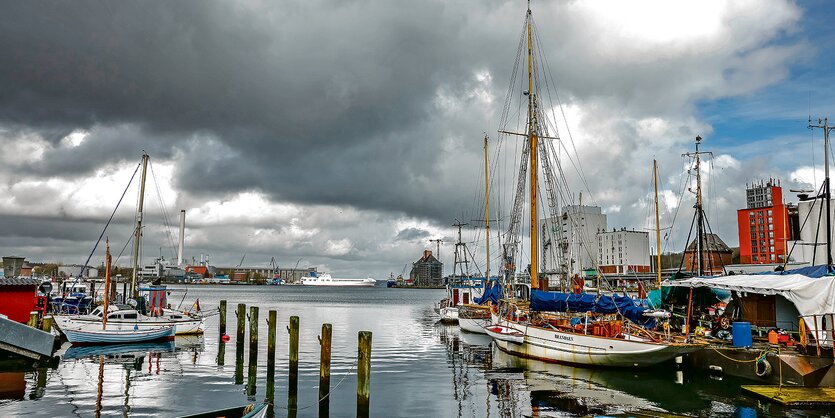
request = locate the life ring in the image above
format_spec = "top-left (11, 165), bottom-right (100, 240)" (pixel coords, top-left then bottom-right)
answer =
top-left (755, 358), bottom-right (772, 377)
top-left (720, 317), bottom-right (731, 330)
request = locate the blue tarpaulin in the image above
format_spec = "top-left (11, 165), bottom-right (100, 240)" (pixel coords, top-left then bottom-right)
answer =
top-left (474, 279), bottom-right (503, 305)
top-left (530, 290), bottom-right (654, 327)
top-left (756, 264), bottom-right (833, 278)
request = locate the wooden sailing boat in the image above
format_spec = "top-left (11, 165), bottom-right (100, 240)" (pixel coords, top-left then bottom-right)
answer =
top-left (487, 3), bottom-right (704, 367)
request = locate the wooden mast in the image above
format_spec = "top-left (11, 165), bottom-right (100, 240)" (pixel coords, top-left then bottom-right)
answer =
top-left (484, 135), bottom-right (491, 281)
top-left (130, 153), bottom-right (149, 299)
top-left (102, 239), bottom-right (112, 330)
top-left (527, 3), bottom-right (539, 290)
top-left (654, 160), bottom-right (662, 288)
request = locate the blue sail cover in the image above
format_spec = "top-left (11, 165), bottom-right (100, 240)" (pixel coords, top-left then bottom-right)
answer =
top-left (530, 290), bottom-right (653, 327)
top-left (474, 279), bottom-right (503, 305)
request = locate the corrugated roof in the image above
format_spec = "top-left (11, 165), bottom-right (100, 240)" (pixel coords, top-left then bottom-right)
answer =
top-left (0, 277), bottom-right (41, 286)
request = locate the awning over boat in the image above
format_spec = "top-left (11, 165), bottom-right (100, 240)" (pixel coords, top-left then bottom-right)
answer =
top-left (662, 273), bottom-right (835, 343)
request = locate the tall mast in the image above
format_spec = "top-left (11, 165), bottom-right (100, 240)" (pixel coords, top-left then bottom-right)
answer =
top-left (809, 118), bottom-right (834, 266)
top-left (654, 160), bottom-right (662, 287)
top-left (527, 3), bottom-right (540, 290)
top-left (130, 152), bottom-right (149, 299)
top-left (695, 137), bottom-right (704, 276)
top-left (682, 136), bottom-right (711, 276)
top-left (484, 135), bottom-right (491, 280)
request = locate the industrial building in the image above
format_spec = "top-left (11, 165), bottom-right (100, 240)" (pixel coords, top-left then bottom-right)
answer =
top-left (541, 205), bottom-right (607, 275)
top-left (736, 179), bottom-right (794, 264)
top-left (410, 250), bottom-right (443, 287)
top-left (597, 228), bottom-right (651, 274)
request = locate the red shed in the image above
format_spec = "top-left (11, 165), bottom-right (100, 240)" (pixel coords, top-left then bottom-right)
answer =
top-left (0, 277), bottom-right (40, 323)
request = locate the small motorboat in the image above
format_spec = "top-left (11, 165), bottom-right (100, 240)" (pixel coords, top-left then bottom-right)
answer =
top-left (63, 325), bottom-right (175, 345)
top-left (179, 403), bottom-right (268, 418)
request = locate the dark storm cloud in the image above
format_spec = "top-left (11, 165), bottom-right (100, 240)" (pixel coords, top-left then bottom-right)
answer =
top-left (0, 0), bottom-right (489, 219)
top-left (394, 227), bottom-right (431, 241)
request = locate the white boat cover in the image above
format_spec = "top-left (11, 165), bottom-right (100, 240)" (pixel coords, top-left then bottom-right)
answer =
top-left (662, 274), bottom-right (835, 343)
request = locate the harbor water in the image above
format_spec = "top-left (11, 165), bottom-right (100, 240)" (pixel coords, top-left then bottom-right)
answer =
top-left (0, 285), bottom-right (830, 417)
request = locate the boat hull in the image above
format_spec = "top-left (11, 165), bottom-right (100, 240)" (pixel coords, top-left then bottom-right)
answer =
top-left (492, 321), bottom-right (702, 368)
top-left (63, 326), bottom-right (175, 345)
top-left (439, 307), bottom-right (458, 323)
top-left (459, 317), bottom-right (488, 334)
top-left (53, 315), bottom-right (203, 335)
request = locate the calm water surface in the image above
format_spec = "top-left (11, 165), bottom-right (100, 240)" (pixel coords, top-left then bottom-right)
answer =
top-left (0, 285), bottom-right (831, 417)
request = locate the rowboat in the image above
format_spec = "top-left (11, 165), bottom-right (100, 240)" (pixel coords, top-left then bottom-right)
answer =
top-left (63, 325), bottom-right (175, 345)
top-left (179, 403), bottom-right (268, 418)
top-left (483, 324), bottom-right (524, 344)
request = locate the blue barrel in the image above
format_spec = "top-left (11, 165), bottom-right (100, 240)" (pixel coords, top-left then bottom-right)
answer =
top-left (732, 321), bottom-right (753, 347)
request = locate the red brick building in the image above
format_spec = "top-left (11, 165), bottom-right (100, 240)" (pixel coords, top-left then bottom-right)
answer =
top-left (736, 179), bottom-right (790, 264)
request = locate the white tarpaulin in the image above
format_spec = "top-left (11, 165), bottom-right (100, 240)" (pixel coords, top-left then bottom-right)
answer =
top-left (662, 273), bottom-right (835, 344)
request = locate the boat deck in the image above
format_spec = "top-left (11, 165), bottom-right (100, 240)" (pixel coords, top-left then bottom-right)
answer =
top-left (742, 385), bottom-right (835, 406)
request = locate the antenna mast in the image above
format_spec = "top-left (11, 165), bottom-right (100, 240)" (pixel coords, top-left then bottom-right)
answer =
top-left (808, 117), bottom-right (835, 267)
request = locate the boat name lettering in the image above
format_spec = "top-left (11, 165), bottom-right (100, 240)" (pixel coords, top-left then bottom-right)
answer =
top-left (554, 333), bottom-right (573, 342)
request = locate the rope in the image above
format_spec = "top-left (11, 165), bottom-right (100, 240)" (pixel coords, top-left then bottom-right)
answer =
top-left (272, 356), bottom-right (359, 411)
top-left (708, 346), bottom-right (772, 364)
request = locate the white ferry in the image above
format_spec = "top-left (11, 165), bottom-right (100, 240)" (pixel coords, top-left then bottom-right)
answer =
top-left (300, 272), bottom-right (376, 287)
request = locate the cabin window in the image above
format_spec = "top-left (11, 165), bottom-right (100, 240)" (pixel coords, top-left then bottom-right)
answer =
top-left (123, 313), bottom-right (138, 319)
top-left (108, 313), bottom-right (121, 319)
top-left (171, 315), bottom-right (182, 319)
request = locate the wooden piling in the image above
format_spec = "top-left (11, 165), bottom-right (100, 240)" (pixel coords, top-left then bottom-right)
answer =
top-left (319, 323), bottom-right (332, 417)
top-left (267, 310), bottom-right (277, 417)
top-left (288, 315), bottom-right (299, 417)
top-left (357, 330), bottom-right (372, 417)
top-left (247, 306), bottom-right (259, 396)
top-left (219, 300), bottom-right (227, 336)
top-left (40, 316), bottom-right (53, 333)
top-left (234, 303), bottom-right (246, 385)
top-left (27, 312), bottom-right (38, 328)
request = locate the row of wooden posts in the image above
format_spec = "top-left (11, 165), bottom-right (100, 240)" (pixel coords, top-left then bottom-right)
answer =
top-left (217, 300), bottom-right (372, 417)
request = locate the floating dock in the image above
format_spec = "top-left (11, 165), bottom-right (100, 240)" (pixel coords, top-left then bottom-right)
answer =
top-left (0, 315), bottom-right (56, 360)
top-left (742, 385), bottom-right (835, 406)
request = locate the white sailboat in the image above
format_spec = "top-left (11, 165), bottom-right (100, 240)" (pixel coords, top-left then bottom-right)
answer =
top-left (486, 3), bottom-right (703, 367)
top-left (60, 241), bottom-right (176, 345)
top-left (52, 153), bottom-right (206, 336)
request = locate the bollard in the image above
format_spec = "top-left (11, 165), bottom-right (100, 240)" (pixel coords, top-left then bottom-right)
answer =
top-left (247, 306), bottom-right (259, 396)
top-left (234, 303), bottom-right (246, 385)
top-left (357, 330), bottom-right (372, 418)
top-left (288, 316), bottom-right (299, 417)
top-left (319, 323), bottom-right (332, 417)
top-left (219, 300), bottom-right (227, 337)
top-left (40, 317), bottom-right (53, 333)
top-left (266, 310), bottom-right (277, 418)
top-left (27, 312), bottom-right (39, 328)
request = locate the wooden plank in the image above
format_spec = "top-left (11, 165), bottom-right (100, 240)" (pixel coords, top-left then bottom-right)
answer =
top-left (742, 385), bottom-right (835, 406)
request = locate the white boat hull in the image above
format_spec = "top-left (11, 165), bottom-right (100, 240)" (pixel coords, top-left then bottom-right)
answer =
top-left (301, 274), bottom-right (376, 287)
top-left (53, 315), bottom-right (203, 335)
top-left (492, 319), bottom-right (702, 367)
top-left (64, 326), bottom-right (175, 345)
top-left (439, 306), bottom-right (458, 323)
top-left (459, 317), bottom-right (488, 334)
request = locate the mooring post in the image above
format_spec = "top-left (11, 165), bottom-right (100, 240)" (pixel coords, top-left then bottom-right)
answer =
top-left (235, 303), bottom-right (246, 384)
top-left (27, 312), bottom-right (38, 328)
top-left (266, 310), bottom-right (277, 417)
top-left (357, 330), bottom-right (372, 418)
top-left (247, 306), bottom-right (259, 396)
top-left (219, 300), bottom-right (227, 336)
top-left (40, 316), bottom-right (53, 333)
top-left (319, 323), bottom-right (332, 417)
top-left (288, 315), bottom-right (299, 417)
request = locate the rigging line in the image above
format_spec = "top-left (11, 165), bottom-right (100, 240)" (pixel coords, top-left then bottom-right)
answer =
top-left (677, 204), bottom-right (698, 273)
top-left (77, 159), bottom-right (142, 279)
top-left (149, 160), bottom-right (178, 259)
top-left (665, 156), bottom-right (693, 254)
top-left (532, 18), bottom-right (596, 205)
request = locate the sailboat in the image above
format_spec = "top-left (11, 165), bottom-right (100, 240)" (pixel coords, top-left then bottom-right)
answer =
top-left (437, 221), bottom-right (487, 323)
top-left (53, 153), bottom-right (206, 336)
top-left (486, 3), bottom-right (704, 367)
top-left (62, 241), bottom-right (175, 345)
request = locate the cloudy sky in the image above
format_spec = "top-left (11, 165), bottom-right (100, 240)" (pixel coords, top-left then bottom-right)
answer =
top-left (2, 0), bottom-right (834, 279)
